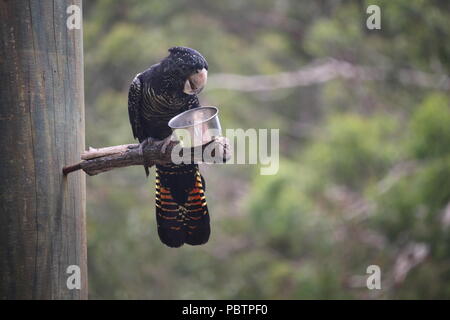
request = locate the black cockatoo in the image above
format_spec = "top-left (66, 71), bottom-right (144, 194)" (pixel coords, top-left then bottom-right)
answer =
top-left (127, 47), bottom-right (210, 248)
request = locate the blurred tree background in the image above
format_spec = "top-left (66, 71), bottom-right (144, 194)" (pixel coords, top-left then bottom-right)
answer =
top-left (83, 0), bottom-right (450, 299)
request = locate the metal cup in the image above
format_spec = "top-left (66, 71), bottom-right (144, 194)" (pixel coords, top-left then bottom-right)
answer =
top-left (168, 106), bottom-right (222, 148)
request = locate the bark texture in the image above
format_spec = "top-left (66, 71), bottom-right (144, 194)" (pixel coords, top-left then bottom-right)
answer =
top-left (0, 0), bottom-right (87, 299)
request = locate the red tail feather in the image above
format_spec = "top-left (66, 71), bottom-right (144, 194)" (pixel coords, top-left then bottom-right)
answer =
top-left (155, 168), bottom-right (210, 247)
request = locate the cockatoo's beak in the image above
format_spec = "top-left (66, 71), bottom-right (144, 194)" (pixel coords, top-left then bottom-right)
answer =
top-left (184, 68), bottom-right (208, 95)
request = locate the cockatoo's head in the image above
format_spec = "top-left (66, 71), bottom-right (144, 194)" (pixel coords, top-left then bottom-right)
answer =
top-left (163, 46), bottom-right (208, 95)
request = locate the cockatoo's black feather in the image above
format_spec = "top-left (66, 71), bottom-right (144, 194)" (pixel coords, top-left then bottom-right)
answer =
top-left (127, 47), bottom-right (210, 248)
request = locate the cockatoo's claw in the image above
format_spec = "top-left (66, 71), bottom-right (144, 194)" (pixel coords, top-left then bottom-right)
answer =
top-left (161, 136), bottom-right (173, 155)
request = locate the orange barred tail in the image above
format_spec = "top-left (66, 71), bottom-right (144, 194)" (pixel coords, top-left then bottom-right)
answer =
top-left (155, 166), bottom-right (210, 248)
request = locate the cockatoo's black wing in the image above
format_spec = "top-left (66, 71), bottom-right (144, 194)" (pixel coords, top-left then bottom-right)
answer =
top-left (128, 74), bottom-right (145, 142)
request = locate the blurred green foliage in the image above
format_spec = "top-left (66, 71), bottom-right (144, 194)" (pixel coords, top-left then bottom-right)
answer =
top-left (83, 0), bottom-right (450, 299)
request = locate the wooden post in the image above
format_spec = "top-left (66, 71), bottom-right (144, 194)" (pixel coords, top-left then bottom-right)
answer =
top-left (0, 0), bottom-right (87, 299)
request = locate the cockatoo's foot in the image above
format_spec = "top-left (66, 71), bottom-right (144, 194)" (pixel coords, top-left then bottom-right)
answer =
top-left (138, 137), bottom-right (149, 156)
top-left (139, 137), bottom-right (156, 167)
top-left (160, 135), bottom-right (175, 155)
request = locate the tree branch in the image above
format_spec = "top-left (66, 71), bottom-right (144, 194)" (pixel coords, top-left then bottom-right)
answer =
top-left (63, 136), bottom-right (231, 176)
top-left (207, 58), bottom-right (450, 92)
